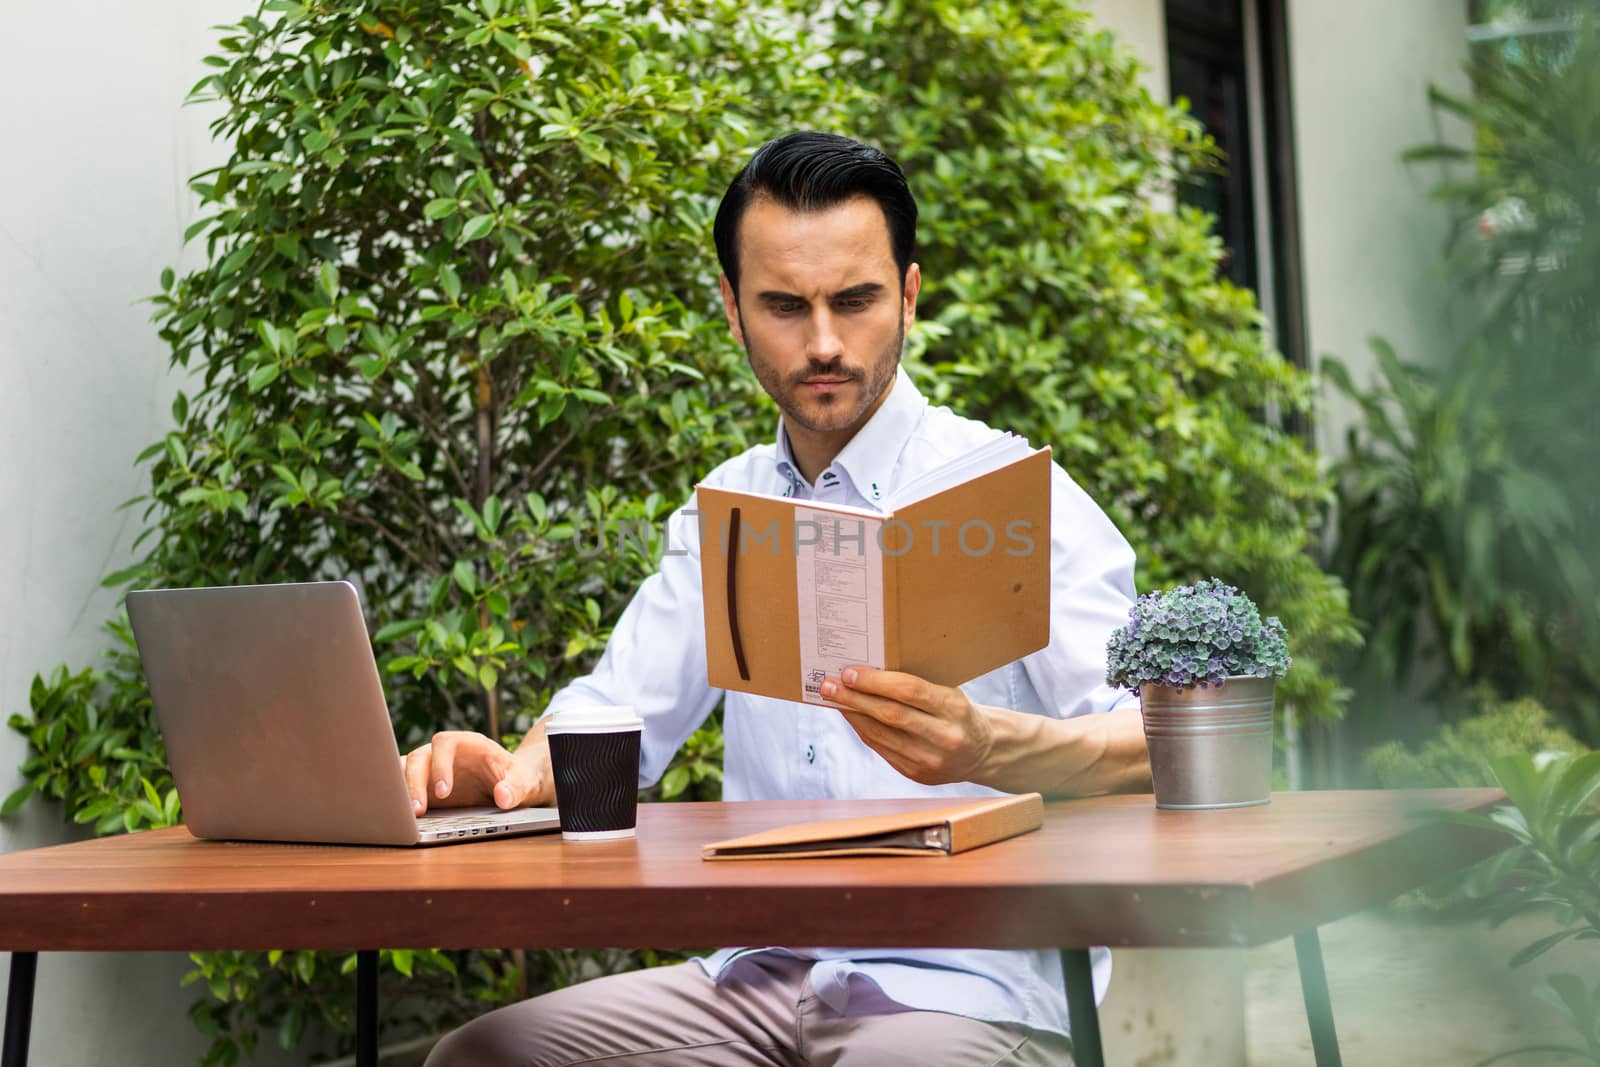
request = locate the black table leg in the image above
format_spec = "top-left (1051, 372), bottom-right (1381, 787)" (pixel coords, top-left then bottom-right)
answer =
top-left (1294, 928), bottom-right (1343, 1067)
top-left (356, 950), bottom-right (378, 1067)
top-left (3, 952), bottom-right (38, 1067)
top-left (1060, 948), bottom-right (1104, 1067)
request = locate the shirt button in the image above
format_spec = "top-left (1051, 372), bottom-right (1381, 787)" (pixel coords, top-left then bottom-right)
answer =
top-left (806, 745), bottom-right (815, 764)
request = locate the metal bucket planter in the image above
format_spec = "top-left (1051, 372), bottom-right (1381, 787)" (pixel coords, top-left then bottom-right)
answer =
top-left (1140, 676), bottom-right (1275, 809)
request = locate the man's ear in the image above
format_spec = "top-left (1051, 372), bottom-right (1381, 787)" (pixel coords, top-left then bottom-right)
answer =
top-left (718, 274), bottom-right (745, 347)
top-left (902, 262), bottom-right (922, 334)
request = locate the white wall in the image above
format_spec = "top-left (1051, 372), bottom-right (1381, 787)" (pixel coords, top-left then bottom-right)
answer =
top-left (1089, 0), bottom-right (1473, 456)
top-left (1289, 0), bottom-right (1473, 455)
top-left (1080, 0), bottom-right (1171, 100)
top-left (0, 3), bottom-right (289, 1064)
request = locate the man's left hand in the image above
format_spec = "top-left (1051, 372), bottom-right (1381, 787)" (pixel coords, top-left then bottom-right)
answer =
top-left (820, 667), bottom-right (994, 785)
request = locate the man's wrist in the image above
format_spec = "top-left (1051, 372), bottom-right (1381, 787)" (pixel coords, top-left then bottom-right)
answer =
top-left (974, 705), bottom-right (1097, 797)
top-left (971, 705), bottom-right (1040, 793)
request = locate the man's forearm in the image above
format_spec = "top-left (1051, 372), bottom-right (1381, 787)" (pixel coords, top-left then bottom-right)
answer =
top-left (975, 704), bottom-right (1151, 798)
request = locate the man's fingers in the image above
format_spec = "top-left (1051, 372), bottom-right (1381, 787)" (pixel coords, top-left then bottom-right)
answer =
top-left (429, 733), bottom-right (461, 800)
top-left (492, 762), bottom-right (533, 810)
top-left (399, 732), bottom-right (535, 811)
top-left (839, 666), bottom-right (935, 708)
top-left (828, 679), bottom-right (936, 738)
top-left (481, 746), bottom-right (524, 810)
top-left (840, 710), bottom-right (941, 776)
top-left (402, 744), bottom-right (432, 814)
top-left (491, 742), bottom-right (555, 809)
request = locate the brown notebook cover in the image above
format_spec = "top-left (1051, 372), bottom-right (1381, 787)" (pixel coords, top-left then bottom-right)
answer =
top-left (697, 447), bottom-right (1052, 704)
top-left (701, 793), bottom-right (1044, 860)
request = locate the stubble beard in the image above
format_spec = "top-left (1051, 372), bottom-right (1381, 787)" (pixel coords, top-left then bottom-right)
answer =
top-left (740, 314), bottom-right (904, 435)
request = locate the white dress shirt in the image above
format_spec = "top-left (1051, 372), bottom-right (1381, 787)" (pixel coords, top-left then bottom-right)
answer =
top-left (543, 365), bottom-right (1137, 1037)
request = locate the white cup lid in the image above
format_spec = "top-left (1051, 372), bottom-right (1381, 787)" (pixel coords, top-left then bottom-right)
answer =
top-left (545, 705), bottom-right (643, 734)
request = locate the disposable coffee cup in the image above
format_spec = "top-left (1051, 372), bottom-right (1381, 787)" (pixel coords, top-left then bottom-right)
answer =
top-left (544, 705), bottom-right (644, 841)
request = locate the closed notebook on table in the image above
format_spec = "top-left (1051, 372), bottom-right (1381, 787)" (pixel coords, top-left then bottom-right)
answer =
top-left (700, 792), bottom-right (1044, 861)
top-left (697, 439), bottom-right (1052, 706)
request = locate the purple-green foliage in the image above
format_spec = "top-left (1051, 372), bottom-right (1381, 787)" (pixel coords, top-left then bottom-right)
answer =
top-left (1106, 578), bottom-right (1291, 692)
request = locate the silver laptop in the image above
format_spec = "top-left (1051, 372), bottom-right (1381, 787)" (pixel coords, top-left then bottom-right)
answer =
top-left (126, 580), bottom-right (560, 846)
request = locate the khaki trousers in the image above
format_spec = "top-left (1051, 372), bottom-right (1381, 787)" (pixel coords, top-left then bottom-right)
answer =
top-left (424, 955), bottom-right (1074, 1066)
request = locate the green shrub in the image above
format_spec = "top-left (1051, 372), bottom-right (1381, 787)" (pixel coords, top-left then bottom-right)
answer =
top-left (5, 0), bottom-right (1353, 1060)
top-left (12, 1), bottom-right (846, 1060)
top-left (1365, 690), bottom-right (1584, 790)
top-left (1328, 6), bottom-right (1600, 742)
top-left (1362, 690), bottom-right (1583, 917)
top-left (1446, 752), bottom-right (1600, 1063)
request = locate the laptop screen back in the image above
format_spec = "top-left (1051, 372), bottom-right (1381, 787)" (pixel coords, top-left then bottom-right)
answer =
top-left (127, 581), bottom-right (422, 845)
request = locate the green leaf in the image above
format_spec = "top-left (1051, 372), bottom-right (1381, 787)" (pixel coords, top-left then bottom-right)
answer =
top-left (247, 363), bottom-right (280, 393)
top-left (439, 264), bottom-right (461, 302)
top-left (318, 261), bottom-right (339, 299)
top-left (101, 560), bottom-right (151, 589)
top-left (1508, 927), bottom-right (1581, 968)
top-left (1491, 755), bottom-right (1544, 822)
top-left (661, 764), bottom-right (690, 799)
top-left (1548, 751), bottom-right (1600, 819)
top-left (277, 1004), bottom-right (305, 1051)
top-left (461, 213), bottom-right (495, 242)
top-left (424, 198), bottom-right (458, 220)
top-left (373, 619), bottom-right (426, 643)
top-left (452, 560), bottom-right (478, 595)
top-left (1, 781), bottom-right (36, 817)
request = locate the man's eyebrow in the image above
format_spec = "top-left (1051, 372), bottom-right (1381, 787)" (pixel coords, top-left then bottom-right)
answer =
top-left (832, 283), bottom-right (885, 300)
top-left (755, 283), bottom-right (887, 304)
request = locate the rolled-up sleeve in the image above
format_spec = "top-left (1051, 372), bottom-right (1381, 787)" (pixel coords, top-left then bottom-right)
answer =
top-left (542, 494), bottom-right (722, 787)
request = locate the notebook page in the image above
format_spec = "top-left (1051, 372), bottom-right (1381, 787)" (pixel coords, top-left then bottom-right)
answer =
top-left (698, 484), bottom-right (882, 519)
top-left (794, 506), bottom-right (886, 707)
top-left (882, 433), bottom-right (1035, 511)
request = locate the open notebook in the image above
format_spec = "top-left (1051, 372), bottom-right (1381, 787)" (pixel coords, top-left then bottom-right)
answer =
top-left (697, 437), bottom-right (1052, 706)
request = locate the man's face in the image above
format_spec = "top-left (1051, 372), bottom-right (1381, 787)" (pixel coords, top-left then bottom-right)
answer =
top-left (719, 195), bottom-right (920, 437)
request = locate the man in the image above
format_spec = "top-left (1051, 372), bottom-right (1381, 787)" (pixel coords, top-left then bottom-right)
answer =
top-left (416, 131), bottom-right (1149, 1066)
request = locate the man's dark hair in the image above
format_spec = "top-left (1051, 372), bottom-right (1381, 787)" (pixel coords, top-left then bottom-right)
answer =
top-left (713, 131), bottom-right (918, 301)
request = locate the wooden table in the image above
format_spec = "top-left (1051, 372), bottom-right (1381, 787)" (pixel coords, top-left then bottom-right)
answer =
top-left (0, 789), bottom-right (1505, 1067)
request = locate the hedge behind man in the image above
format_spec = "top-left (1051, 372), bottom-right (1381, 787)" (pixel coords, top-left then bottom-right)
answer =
top-left (413, 131), bottom-right (1150, 1067)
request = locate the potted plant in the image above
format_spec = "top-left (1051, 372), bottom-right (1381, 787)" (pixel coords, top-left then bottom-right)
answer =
top-left (1106, 579), bottom-right (1291, 809)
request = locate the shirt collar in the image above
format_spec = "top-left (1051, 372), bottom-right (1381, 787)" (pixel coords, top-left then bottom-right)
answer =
top-left (774, 365), bottom-right (926, 506)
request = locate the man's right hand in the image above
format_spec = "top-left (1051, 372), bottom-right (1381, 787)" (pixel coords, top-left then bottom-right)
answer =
top-left (402, 725), bottom-right (554, 815)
